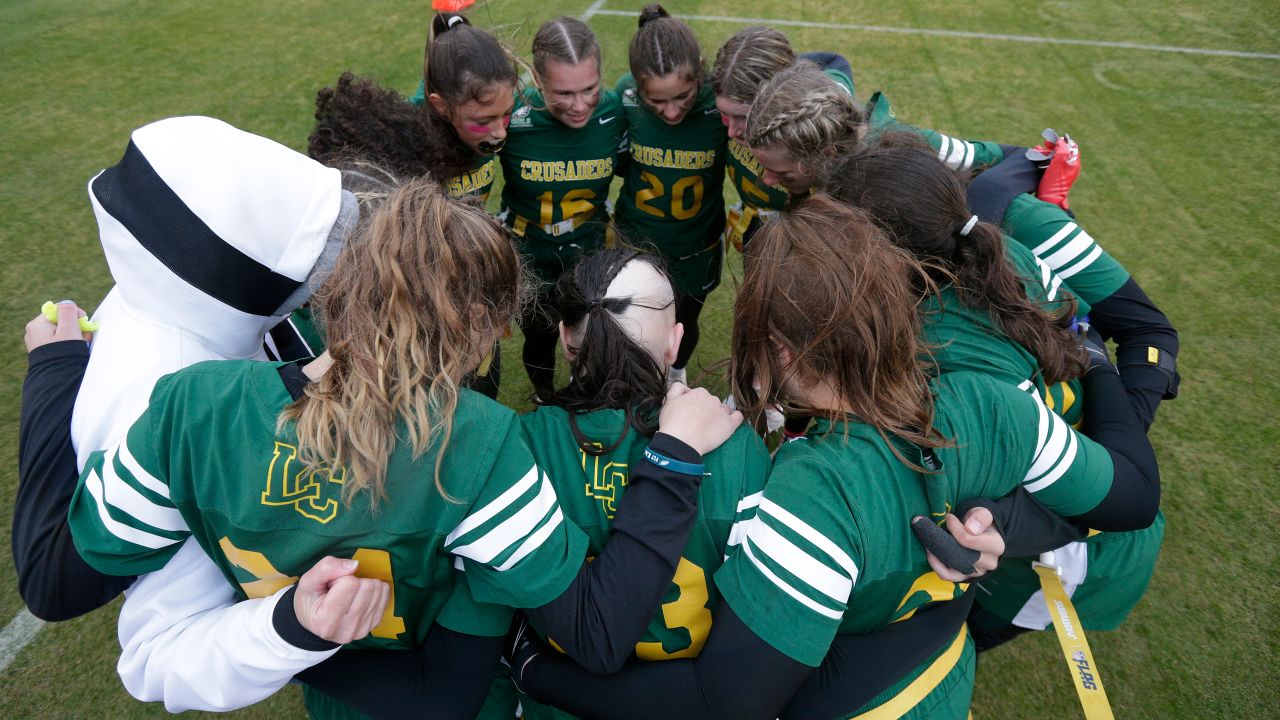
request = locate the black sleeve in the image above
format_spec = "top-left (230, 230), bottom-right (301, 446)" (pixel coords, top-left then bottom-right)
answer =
top-left (1067, 365), bottom-right (1161, 532)
top-left (779, 593), bottom-right (974, 720)
top-left (522, 601), bottom-right (811, 720)
top-left (965, 145), bottom-right (1039, 224)
top-left (1087, 276), bottom-right (1180, 429)
top-left (14, 340), bottom-right (136, 621)
top-left (295, 622), bottom-right (503, 720)
top-left (954, 486), bottom-right (1088, 558)
top-left (796, 51), bottom-right (854, 83)
top-left (524, 432), bottom-right (705, 674)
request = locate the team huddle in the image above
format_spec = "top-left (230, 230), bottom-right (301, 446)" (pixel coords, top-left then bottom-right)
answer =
top-left (15, 4), bottom-right (1179, 719)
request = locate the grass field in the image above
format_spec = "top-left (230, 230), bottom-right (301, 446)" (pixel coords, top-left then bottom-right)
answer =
top-left (2, 0), bottom-right (1277, 718)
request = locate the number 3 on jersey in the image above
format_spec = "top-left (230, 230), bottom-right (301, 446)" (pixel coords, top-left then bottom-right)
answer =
top-left (220, 537), bottom-right (407, 639)
top-left (635, 557), bottom-right (713, 660)
top-left (635, 171), bottom-right (704, 220)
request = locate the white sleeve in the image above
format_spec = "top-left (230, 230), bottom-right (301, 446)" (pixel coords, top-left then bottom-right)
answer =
top-left (116, 537), bottom-right (339, 712)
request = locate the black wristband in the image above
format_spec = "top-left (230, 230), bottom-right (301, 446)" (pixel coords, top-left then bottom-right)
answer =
top-left (27, 339), bottom-right (90, 368)
top-left (272, 585), bottom-right (340, 652)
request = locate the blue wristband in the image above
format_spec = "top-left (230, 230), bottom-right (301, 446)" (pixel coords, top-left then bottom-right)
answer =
top-left (643, 447), bottom-right (705, 476)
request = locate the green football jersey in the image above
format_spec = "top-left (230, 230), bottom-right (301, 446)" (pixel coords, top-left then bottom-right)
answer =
top-left (1002, 193), bottom-right (1131, 304)
top-left (714, 372), bottom-right (1114, 717)
top-left (498, 89), bottom-right (627, 289)
top-left (405, 81), bottom-right (497, 201)
top-left (923, 239), bottom-right (1086, 425)
top-left (865, 91), bottom-right (1005, 173)
top-left (516, 406), bottom-right (770, 720)
top-left (614, 74), bottom-right (727, 297)
top-left (68, 359), bottom-right (590, 657)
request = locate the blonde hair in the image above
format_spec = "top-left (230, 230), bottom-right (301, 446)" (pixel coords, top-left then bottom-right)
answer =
top-left (280, 176), bottom-right (527, 505)
top-left (746, 62), bottom-right (865, 189)
top-left (710, 26), bottom-right (795, 104)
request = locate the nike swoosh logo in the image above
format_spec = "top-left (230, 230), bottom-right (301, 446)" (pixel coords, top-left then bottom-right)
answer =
top-left (598, 116), bottom-right (617, 125)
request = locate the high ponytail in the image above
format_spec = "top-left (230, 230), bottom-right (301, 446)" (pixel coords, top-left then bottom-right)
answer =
top-left (629, 4), bottom-right (703, 83)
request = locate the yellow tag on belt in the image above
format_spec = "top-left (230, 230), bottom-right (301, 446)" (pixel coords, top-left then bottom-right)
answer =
top-left (1035, 563), bottom-right (1115, 720)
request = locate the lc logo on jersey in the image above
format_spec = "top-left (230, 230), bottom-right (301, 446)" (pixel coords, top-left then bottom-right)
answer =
top-left (580, 445), bottom-right (627, 518)
top-left (261, 441), bottom-right (345, 523)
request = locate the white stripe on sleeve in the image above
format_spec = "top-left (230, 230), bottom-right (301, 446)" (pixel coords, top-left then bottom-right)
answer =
top-left (1056, 245), bottom-right (1104, 279)
top-left (450, 471), bottom-right (558, 564)
top-left (740, 533), bottom-right (843, 620)
top-left (1024, 429), bottom-right (1079, 493)
top-left (937, 135), bottom-right (951, 164)
top-left (1042, 230), bottom-right (1096, 271)
top-left (760, 498), bottom-right (859, 578)
top-left (84, 467), bottom-right (183, 550)
top-left (746, 517), bottom-right (854, 602)
top-left (446, 466), bottom-right (539, 545)
top-left (101, 449), bottom-right (187, 532)
top-left (494, 507), bottom-right (565, 572)
top-left (118, 440), bottom-right (170, 500)
top-left (1024, 403), bottom-right (1075, 491)
top-left (1031, 222), bottom-right (1078, 258)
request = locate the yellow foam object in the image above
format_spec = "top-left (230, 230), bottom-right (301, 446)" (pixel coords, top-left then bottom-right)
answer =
top-left (42, 301), bottom-right (100, 333)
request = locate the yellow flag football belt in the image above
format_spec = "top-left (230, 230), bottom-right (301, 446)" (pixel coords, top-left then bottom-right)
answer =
top-left (1034, 553), bottom-right (1115, 720)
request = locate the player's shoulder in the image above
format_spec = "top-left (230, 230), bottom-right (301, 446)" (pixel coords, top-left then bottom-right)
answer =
top-left (454, 387), bottom-right (520, 435)
top-left (616, 74), bottom-right (640, 106)
top-left (595, 88), bottom-right (623, 115)
top-left (155, 359), bottom-right (273, 401)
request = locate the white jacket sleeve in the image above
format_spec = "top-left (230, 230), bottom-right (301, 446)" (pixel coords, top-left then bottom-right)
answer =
top-left (116, 537), bottom-right (339, 712)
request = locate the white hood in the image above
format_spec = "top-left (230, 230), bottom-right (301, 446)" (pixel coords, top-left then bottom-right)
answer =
top-left (72, 116), bottom-right (348, 468)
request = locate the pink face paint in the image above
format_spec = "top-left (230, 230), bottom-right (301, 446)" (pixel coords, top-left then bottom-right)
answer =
top-left (464, 123), bottom-right (490, 136)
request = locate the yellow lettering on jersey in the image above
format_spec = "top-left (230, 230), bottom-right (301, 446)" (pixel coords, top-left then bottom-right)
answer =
top-left (728, 140), bottom-right (765, 175)
top-left (448, 160), bottom-right (495, 197)
top-left (629, 143), bottom-right (716, 170)
top-left (892, 571), bottom-right (968, 622)
top-left (635, 557), bottom-right (713, 660)
top-left (580, 446), bottom-right (627, 518)
top-left (520, 159), bottom-right (614, 183)
top-left (220, 536), bottom-right (298, 598)
top-left (262, 441), bottom-right (345, 524)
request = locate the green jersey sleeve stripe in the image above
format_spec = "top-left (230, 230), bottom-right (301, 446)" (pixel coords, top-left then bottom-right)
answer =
top-left (1032, 256), bottom-right (1064, 301)
top-left (725, 491), bottom-right (765, 552)
top-left (449, 471), bottom-right (559, 565)
top-left (494, 506), bottom-right (565, 572)
top-left (938, 135), bottom-right (975, 171)
top-left (1055, 245), bottom-right (1105, 280)
top-left (1024, 401), bottom-right (1080, 492)
top-left (83, 467), bottom-right (185, 550)
top-left (1031, 221), bottom-right (1078, 256)
top-left (101, 450), bottom-right (185, 532)
top-left (119, 438), bottom-right (170, 500)
top-left (445, 465), bottom-right (539, 544)
top-left (760, 497), bottom-right (858, 578)
top-left (747, 516), bottom-right (855, 602)
top-left (739, 535), bottom-right (844, 620)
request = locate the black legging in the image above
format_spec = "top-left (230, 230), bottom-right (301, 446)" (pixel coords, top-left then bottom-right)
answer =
top-left (520, 300), bottom-right (560, 400)
top-left (674, 294), bottom-right (707, 370)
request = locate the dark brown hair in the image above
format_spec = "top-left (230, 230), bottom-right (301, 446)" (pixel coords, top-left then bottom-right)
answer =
top-left (308, 72), bottom-right (474, 181)
top-left (629, 4), bottom-right (703, 84)
top-left (828, 137), bottom-right (1087, 384)
top-left (731, 194), bottom-right (947, 459)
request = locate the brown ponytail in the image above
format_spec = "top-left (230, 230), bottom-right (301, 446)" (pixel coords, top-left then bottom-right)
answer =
top-left (828, 137), bottom-right (1088, 384)
top-left (629, 4), bottom-right (703, 84)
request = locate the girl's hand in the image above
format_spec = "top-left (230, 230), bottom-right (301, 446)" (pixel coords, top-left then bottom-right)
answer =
top-left (658, 383), bottom-right (745, 456)
top-left (25, 301), bottom-right (92, 351)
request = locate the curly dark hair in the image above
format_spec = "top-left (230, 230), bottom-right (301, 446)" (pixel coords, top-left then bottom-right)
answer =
top-left (307, 71), bottom-right (475, 181)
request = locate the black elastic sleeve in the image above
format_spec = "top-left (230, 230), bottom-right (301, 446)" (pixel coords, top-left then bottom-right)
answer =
top-left (954, 486), bottom-right (1088, 558)
top-left (15, 340), bottom-right (136, 621)
top-left (779, 593), bottom-right (974, 720)
top-left (523, 601), bottom-right (810, 720)
top-left (1087, 276), bottom-right (1180, 429)
top-left (524, 432), bottom-right (704, 674)
top-left (965, 145), bottom-right (1038, 224)
top-left (1067, 366), bottom-right (1161, 532)
top-left (294, 623), bottom-right (503, 720)
top-left (271, 586), bottom-right (340, 652)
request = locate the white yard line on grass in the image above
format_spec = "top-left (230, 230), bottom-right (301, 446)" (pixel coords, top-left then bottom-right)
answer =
top-left (588, 7), bottom-right (1280, 60)
top-left (0, 609), bottom-right (46, 674)
top-left (580, 0), bottom-right (609, 21)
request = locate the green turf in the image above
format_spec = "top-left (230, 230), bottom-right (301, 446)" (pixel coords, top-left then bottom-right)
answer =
top-left (2, 0), bottom-right (1277, 717)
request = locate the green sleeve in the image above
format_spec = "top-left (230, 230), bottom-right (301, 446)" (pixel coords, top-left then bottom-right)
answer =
top-left (68, 380), bottom-right (190, 576)
top-left (714, 454), bottom-right (861, 667)
top-left (445, 424), bottom-right (588, 609)
top-left (435, 577), bottom-right (516, 637)
top-left (864, 91), bottom-right (1004, 171)
top-left (1004, 236), bottom-right (1091, 316)
top-left (1002, 194), bottom-right (1131, 305)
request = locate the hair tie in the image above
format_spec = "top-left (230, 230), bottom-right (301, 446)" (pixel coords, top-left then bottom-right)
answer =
top-left (959, 215), bottom-right (979, 237)
top-left (447, 15), bottom-right (466, 28)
